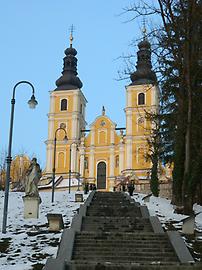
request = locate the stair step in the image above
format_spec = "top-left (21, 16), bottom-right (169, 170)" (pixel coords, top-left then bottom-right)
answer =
top-left (74, 238), bottom-right (170, 243)
top-left (75, 232), bottom-right (167, 238)
top-left (71, 255), bottom-right (178, 262)
top-left (73, 247), bottom-right (174, 252)
top-left (66, 261), bottom-right (202, 270)
top-left (74, 248), bottom-right (176, 260)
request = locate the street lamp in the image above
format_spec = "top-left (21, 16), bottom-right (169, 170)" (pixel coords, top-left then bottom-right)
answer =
top-left (68, 142), bottom-right (79, 194)
top-left (52, 126), bottom-right (68, 203)
top-left (2, 81), bottom-right (38, 234)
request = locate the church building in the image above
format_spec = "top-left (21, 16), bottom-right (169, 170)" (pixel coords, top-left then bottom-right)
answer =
top-left (43, 32), bottom-right (159, 192)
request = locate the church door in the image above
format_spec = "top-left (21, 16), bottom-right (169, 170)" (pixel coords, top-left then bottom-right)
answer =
top-left (97, 162), bottom-right (106, 189)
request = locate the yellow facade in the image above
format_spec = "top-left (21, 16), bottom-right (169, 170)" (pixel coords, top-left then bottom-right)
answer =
top-left (43, 37), bottom-right (159, 191)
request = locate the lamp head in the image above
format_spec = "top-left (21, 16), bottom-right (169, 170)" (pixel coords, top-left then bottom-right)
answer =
top-left (28, 94), bottom-right (38, 109)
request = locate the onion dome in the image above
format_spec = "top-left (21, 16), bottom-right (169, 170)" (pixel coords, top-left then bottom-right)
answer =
top-left (55, 32), bottom-right (83, 91)
top-left (138, 39), bottom-right (151, 49)
top-left (130, 37), bottom-right (157, 85)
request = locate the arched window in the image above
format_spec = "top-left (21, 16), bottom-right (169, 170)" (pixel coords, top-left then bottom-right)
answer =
top-left (61, 99), bottom-right (67, 111)
top-left (138, 93), bottom-right (145, 105)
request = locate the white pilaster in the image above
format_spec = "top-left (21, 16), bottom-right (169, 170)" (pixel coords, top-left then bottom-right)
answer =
top-left (71, 143), bottom-right (77, 173)
top-left (89, 148), bottom-right (94, 178)
top-left (79, 137), bottom-right (85, 177)
top-left (109, 146), bottom-right (115, 177)
top-left (125, 137), bottom-right (133, 169)
top-left (46, 144), bottom-right (53, 172)
top-left (126, 87), bottom-right (133, 107)
top-left (110, 129), bottom-right (115, 144)
top-left (71, 115), bottom-right (78, 140)
top-left (47, 93), bottom-right (55, 141)
top-left (73, 90), bottom-right (79, 111)
top-left (80, 153), bottom-right (85, 177)
top-left (126, 110), bottom-right (133, 136)
top-left (50, 92), bottom-right (55, 113)
top-left (91, 128), bottom-right (95, 145)
top-left (71, 91), bottom-right (81, 140)
top-left (119, 142), bottom-right (124, 174)
top-left (48, 118), bottom-right (54, 140)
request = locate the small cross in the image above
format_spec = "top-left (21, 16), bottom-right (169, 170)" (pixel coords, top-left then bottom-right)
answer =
top-left (69, 24), bottom-right (75, 46)
top-left (142, 16), bottom-right (147, 38)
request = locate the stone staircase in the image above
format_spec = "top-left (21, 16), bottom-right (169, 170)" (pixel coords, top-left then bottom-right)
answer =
top-left (72, 232), bottom-right (179, 263)
top-left (44, 191), bottom-right (202, 270)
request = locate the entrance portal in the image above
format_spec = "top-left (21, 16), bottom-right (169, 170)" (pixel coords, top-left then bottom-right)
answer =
top-left (97, 162), bottom-right (106, 189)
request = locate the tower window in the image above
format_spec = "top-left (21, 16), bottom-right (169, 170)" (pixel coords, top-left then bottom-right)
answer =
top-left (138, 93), bottom-right (145, 105)
top-left (61, 99), bottom-right (67, 111)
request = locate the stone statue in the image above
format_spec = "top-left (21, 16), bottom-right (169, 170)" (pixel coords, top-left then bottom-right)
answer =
top-left (25, 158), bottom-right (42, 198)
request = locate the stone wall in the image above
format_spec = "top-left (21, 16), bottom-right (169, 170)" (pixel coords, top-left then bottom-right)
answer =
top-left (135, 180), bottom-right (172, 199)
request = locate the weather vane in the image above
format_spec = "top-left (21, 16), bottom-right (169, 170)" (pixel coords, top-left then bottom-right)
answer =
top-left (69, 24), bottom-right (75, 46)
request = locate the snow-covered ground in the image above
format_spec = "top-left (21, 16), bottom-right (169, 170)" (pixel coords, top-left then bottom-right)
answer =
top-left (132, 193), bottom-right (202, 231)
top-left (0, 191), bottom-right (88, 270)
top-left (1, 191), bottom-right (202, 270)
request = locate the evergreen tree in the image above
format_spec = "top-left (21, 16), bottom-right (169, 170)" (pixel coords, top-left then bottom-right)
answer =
top-left (124, 0), bottom-right (202, 213)
top-left (146, 117), bottom-right (160, 197)
top-left (157, 0), bottom-right (202, 212)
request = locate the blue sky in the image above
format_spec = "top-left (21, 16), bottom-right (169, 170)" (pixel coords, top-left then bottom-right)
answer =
top-left (0, 0), bottom-right (152, 168)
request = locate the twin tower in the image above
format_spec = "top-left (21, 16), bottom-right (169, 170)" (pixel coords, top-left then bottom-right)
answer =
top-left (44, 34), bottom-right (159, 192)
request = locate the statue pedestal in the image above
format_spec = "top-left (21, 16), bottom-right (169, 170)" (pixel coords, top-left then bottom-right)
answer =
top-left (23, 196), bottom-right (40, 219)
top-left (108, 177), bottom-right (116, 192)
top-left (75, 193), bottom-right (84, 202)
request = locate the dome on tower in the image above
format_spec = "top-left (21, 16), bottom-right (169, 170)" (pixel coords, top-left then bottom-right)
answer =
top-left (130, 38), bottom-right (157, 85)
top-left (138, 39), bottom-right (151, 49)
top-left (55, 33), bottom-right (83, 91)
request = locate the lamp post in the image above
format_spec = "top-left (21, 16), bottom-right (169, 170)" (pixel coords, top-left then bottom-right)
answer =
top-left (68, 142), bottom-right (79, 194)
top-left (52, 127), bottom-right (68, 203)
top-left (2, 81), bottom-right (38, 234)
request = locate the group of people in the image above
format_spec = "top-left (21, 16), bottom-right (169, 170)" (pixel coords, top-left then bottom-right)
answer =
top-left (84, 182), bottom-right (97, 194)
top-left (114, 181), bottom-right (135, 196)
